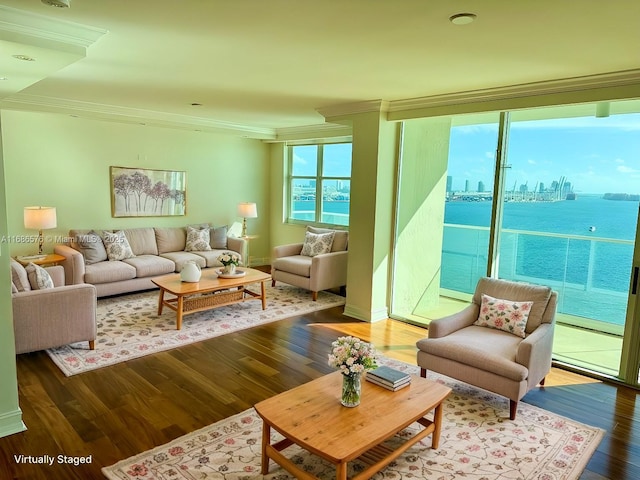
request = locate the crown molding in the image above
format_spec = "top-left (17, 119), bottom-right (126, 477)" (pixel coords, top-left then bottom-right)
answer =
top-left (269, 123), bottom-right (352, 143)
top-left (0, 94), bottom-right (276, 139)
top-left (316, 99), bottom-right (389, 121)
top-left (0, 5), bottom-right (106, 51)
top-left (387, 69), bottom-right (640, 116)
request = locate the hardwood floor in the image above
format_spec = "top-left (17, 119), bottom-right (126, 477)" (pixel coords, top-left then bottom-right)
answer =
top-left (1, 304), bottom-right (638, 479)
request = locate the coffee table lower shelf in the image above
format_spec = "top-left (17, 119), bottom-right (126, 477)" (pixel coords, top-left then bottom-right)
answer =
top-left (262, 415), bottom-right (440, 480)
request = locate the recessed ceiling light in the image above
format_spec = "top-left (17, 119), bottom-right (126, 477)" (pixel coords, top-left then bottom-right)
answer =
top-left (13, 55), bottom-right (35, 62)
top-left (191, 103), bottom-right (203, 106)
top-left (41, 0), bottom-right (70, 8)
top-left (449, 13), bottom-right (477, 25)
top-left (0, 77), bottom-right (7, 81)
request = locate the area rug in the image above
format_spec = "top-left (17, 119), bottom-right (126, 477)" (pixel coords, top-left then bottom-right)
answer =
top-left (46, 285), bottom-right (345, 376)
top-left (102, 358), bottom-right (604, 480)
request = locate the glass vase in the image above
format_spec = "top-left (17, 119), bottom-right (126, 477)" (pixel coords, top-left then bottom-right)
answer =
top-left (341, 372), bottom-right (362, 407)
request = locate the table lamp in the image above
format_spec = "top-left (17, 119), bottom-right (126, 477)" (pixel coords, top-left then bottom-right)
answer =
top-left (24, 206), bottom-right (57, 255)
top-left (237, 202), bottom-right (257, 237)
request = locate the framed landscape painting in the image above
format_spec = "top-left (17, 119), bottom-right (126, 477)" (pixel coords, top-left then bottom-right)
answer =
top-left (110, 166), bottom-right (186, 217)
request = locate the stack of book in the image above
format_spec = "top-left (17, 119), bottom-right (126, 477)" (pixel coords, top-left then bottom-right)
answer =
top-left (366, 366), bottom-right (411, 391)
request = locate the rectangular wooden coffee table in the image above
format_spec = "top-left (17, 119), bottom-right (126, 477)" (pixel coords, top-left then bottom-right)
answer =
top-left (254, 370), bottom-right (451, 480)
top-left (151, 267), bottom-right (271, 330)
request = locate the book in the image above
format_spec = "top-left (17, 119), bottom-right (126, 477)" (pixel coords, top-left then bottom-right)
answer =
top-left (366, 374), bottom-right (410, 391)
top-left (367, 366), bottom-right (411, 386)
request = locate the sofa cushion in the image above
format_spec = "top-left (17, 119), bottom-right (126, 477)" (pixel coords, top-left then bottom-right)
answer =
top-left (155, 227), bottom-right (186, 254)
top-left (272, 255), bottom-right (312, 278)
top-left (11, 282), bottom-right (18, 294)
top-left (102, 230), bottom-right (136, 261)
top-left (123, 228), bottom-right (158, 256)
top-left (74, 230), bottom-right (108, 264)
top-left (84, 261), bottom-right (137, 284)
top-left (10, 259), bottom-right (31, 292)
top-left (185, 226), bottom-right (211, 252)
top-left (474, 294), bottom-right (532, 338)
top-left (301, 231), bottom-right (335, 257)
top-left (192, 249), bottom-right (235, 268)
top-left (308, 226), bottom-right (348, 252)
top-left (473, 278), bottom-right (552, 334)
top-left (25, 262), bottom-right (55, 290)
top-left (123, 255), bottom-right (175, 278)
top-left (210, 225), bottom-right (228, 249)
top-left (159, 251), bottom-right (206, 272)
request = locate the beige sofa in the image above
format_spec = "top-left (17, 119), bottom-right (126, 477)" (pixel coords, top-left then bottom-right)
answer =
top-left (11, 259), bottom-right (97, 354)
top-left (55, 226), bottom-right (246, 297)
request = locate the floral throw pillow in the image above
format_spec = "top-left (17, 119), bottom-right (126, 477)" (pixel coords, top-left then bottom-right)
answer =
top-left (185, 226), bottom-right (211, 252)
top-left (25, 262), bottom-right (54, 290)
top-left (102, 230), bottom-right (135, 261)
top-left (300, 231), bottom-right (335, 257)
top-left (474, 293), bottom-right (533, 338)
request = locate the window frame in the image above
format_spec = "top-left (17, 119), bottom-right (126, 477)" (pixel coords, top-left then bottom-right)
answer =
top-left (286, 141), bottom-right (352, 227)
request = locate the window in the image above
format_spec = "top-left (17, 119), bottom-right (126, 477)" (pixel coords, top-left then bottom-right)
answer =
top-left (287, 142), bottom-right (352, 226)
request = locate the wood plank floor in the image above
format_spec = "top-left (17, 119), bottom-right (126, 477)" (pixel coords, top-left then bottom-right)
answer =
top-left (0, 304), bottom-right (638, 479)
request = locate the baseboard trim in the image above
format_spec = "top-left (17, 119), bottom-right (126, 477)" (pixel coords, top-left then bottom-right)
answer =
top-left (0, 408), bottom-right (26, 439)
top-left (343, 304), bottom-right (388, 323)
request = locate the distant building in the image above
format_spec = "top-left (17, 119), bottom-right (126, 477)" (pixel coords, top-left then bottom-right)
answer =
top-left (446, 176), bottom-right (452, 193)
top-left (465, 180), bottom-right (470, 192)
top-left (478, 181), bottom-right (485, 192)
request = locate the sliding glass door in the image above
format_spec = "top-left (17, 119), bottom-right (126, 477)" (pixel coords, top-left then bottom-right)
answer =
top-left (391, 99), bottom-right (640, 384)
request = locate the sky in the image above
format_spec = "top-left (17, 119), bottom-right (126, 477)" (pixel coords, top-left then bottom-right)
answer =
top-left (449, 113), bottom-right (640, 194)
top-left (292, 143), bottom-right (352, 177)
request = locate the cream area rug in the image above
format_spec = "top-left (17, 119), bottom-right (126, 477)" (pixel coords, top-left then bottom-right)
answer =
top-left (102, 357), bottom-right (604, 480)
top-left (46, 285), bottom-right (345, 376)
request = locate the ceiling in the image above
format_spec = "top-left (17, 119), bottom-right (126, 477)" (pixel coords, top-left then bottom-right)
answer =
top-left (0, 0), bottom-right (639, 138)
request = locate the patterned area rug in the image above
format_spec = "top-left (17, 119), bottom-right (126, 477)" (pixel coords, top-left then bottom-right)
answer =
top-left (46, 285), bottom-right (345, 376)
top-left (102, 358), bottom-right (604, 480)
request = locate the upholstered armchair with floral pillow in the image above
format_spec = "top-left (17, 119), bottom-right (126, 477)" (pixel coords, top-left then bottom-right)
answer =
top-left (10, 259), bottom-right (97, 354)
top-left (271, 226), bottom-right (348, 300)
top-left (416, 277), bottom-right (557, 420)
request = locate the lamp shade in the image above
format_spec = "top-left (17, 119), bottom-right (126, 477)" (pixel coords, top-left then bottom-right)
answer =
top-left (237, 202), bottom-right (257, 218)
top-left (24, 206), bottom-right (57, 230)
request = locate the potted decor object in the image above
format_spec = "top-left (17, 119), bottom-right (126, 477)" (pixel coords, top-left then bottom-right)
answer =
top-left (328, 336), bottom-right (378, 407)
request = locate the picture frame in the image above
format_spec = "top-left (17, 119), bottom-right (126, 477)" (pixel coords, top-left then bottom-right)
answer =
top-left (110, 166), bottom-right (186, 217)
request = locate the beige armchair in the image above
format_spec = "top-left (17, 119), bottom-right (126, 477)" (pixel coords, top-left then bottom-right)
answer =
top-left (271, 226), bottom-right (348, 300)
top-left (11, 260), bottom-right (97, 354)
top-left (416, 277), bottom-right (556, 420)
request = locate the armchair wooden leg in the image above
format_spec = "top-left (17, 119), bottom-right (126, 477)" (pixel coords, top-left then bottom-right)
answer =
top-left (420, 368), bottom-right (427, 378)
top-left (271, 279), bottom-right (276, 287)
top-left (312, 291), bottom-right (318, 301)
top-left (89, 340), bottom-right (95, 350)
top-left (510, 400), bottom-right (517, 420)
top-left (539, 377), bottom-right (546, 386)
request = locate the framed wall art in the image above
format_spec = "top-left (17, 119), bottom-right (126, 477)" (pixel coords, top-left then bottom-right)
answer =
top-left (110, 166), bottom-right (186, 217)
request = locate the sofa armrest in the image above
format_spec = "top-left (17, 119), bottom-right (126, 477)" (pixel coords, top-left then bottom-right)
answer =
top-left (54, 244), bottom-right (86, 285)
top-left (309, 251), bottom-right (348, 292)
top-left (427, 304), bottom-right (479, 339)
top-left (272, 243), bottom-right (303, 259)
top-left (12, 283), bottom-right (97, 354)
top-left (227, 236), bottom-right (247, 263)
top-left (516, 323), bottom-right (555, 384)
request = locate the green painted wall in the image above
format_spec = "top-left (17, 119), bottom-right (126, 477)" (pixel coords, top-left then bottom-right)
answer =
top-left (1, 111), bottom-right (270, 261)
top-left (392, 117), bottom-right (450, 319)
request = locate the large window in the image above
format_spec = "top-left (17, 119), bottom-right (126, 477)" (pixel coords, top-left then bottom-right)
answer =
top-left (287, 143), bottom-right (352, 226)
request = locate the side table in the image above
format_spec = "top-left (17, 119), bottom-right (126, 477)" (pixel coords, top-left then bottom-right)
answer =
top-left (16, 253), bottom-right (65, 267)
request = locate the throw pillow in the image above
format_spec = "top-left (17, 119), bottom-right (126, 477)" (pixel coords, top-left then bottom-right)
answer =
top-left (102, 230), bottom-right (136, 261)
top-left (10, 259), bottom-right (31, 292)
top-left (210, 225), bottom-right (228, 249)
top-left (75, 230), bottom-right (108, 264)
top-left (25, 262), bottom-right (54, 290)
top-left (474, 293), bottom-right (533, 338)
top-left (185, 226), bottom-right (211, 252)
top-left (300, 231), bottom-right (335, 257)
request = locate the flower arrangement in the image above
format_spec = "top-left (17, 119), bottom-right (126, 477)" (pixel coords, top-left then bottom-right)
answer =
top-left (328, 335), bottom-right (378, 376)
top-left (217, 252), bottom-right (241, 267)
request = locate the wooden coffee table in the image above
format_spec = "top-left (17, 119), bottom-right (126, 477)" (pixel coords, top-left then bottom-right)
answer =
top-left (151, 267), bottom-right (271, 330)
top-left (254, 371), bottom-right (451, 480)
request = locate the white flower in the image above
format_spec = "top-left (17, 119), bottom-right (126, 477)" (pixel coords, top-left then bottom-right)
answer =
top-left (327, 336), bottom-right (377, 376)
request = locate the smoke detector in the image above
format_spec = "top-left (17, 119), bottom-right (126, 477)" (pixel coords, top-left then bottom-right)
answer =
top-left (41, 0), bottom-right (70, 8)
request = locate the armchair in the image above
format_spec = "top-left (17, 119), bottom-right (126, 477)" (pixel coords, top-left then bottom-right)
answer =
top-left (11, 260), bottom-right (97, 354)
top-left (416, 277), bottom-right (556, 420)
top-left (271, 226), bottom-right (348, 300)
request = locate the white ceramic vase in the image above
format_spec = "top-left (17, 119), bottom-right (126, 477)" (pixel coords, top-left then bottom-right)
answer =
top-left (223, 264), bottom-right (236, 275)
top-left (180, 261), bottom-right (201, 282)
